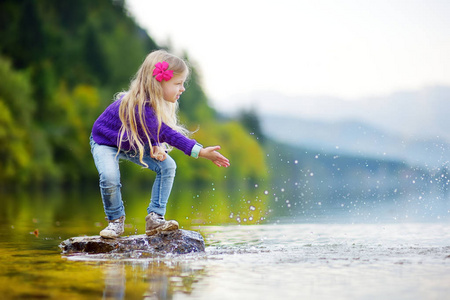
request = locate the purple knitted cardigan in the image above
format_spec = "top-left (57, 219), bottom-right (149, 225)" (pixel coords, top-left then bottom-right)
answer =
top-left (92, 98), bottom-right (196, 156)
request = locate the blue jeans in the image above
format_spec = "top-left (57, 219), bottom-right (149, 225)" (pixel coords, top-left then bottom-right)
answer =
top-left (90, 136), bottom-right (176, 220)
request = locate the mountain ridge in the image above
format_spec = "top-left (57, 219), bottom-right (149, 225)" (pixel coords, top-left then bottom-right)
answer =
top-left (260, 113), bottom-right (449, 168)
top-left (224, 85), bottom-right (450, 142)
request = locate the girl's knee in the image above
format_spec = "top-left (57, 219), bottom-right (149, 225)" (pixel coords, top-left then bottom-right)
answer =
top-left (99, 171), bottom-right (121, 188)
top-left (161, 156), bottom-right (176, 175)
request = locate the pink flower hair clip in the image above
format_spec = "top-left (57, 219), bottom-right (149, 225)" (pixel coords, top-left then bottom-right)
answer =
top-left (152, 61), bottom-right (174, 82)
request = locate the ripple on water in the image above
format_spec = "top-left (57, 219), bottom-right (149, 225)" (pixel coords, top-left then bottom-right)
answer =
top-left (197, 223), bottom-right (450, 267)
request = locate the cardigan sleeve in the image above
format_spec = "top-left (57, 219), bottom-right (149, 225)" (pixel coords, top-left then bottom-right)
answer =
top-left (143, 106), bottom-right (197, 156)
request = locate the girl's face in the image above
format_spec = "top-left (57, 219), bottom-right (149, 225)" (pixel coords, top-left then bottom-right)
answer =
top-left (161, 73), bottom-right (187, 103)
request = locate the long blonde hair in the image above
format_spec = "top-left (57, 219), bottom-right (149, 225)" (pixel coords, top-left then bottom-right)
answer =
top-left (117, 50), bottom-right (190, 166)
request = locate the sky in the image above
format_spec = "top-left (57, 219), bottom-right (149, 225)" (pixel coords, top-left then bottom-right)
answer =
top-left (126, 0), bottom-right (450, 113)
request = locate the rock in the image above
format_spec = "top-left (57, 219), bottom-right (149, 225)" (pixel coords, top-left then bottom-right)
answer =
top-left (59, 229), bottom-right (205, 255)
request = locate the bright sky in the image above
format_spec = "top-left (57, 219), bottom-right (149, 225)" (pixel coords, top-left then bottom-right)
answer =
top-left (126, 0), bottom-right (450, 112)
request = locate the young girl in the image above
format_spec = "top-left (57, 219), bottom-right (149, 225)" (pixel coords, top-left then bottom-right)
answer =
top-left (90, 50), bottom-right (230, 238)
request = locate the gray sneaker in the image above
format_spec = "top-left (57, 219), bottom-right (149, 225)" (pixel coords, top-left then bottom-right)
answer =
top-left (145, 212), bottom-right (179, 236)
top-left (100, 216), bottom-right (125, 239)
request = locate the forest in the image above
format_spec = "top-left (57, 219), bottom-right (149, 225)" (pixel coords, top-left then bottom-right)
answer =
top-left (0, 0), bottom-right (268, 193)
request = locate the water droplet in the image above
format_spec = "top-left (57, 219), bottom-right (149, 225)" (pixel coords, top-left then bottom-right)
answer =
top-left (264, 190), bottom-right (269, 195)
top-left (249, 205), bottom-right (256, 211)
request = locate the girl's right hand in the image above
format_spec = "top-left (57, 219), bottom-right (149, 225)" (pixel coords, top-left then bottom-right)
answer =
top-left (151, 145), bottom-right (167, 161)
top-left (199, 146), bottom-right (230, 167)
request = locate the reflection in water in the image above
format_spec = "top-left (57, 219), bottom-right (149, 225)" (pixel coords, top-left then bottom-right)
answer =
top-left (141, 261), bottom-right (200, 300)
top-left (92, 258), bottom-right (207, 300)
top-left (103, 264), bottom-right (125, 299)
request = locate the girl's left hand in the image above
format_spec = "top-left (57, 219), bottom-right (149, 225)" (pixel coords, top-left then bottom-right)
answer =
top-left (151, 146), bottom-right (167, 161)
top-left (199, 146), bottom-right (230, 167)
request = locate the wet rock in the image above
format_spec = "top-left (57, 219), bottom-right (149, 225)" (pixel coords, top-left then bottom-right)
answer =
top-left (59, 229), bottom-right (205, 255)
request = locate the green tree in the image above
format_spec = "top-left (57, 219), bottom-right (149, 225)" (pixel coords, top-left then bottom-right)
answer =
top-left (0, 57), bottom-right (33, 184)
top-left (238, 109), bottom-right (266, 143)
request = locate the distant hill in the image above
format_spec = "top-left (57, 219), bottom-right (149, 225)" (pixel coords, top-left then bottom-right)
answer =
top-left (226, 86), bottom-right (450, 168)
top-left (226, 85), bottom-right (450, 141)
top-left (260, 115), bottom-right (450, 168)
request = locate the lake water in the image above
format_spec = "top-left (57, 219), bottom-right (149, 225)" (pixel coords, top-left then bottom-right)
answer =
top-left (1, 191), bottom-right (449, 299)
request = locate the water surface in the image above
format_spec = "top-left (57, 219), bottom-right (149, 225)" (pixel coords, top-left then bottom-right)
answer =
top-left (0, 191), bottom-right (449, 299)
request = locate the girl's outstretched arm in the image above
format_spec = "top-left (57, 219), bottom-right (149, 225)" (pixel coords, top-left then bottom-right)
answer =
top-left (199, 146), bottom-right (230, 167)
